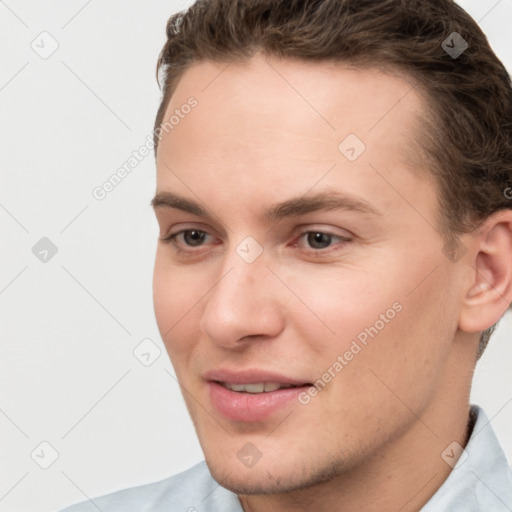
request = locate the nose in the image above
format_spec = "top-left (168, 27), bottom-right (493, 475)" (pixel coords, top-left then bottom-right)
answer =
top-left (199, 248), bottom-right (285, 348)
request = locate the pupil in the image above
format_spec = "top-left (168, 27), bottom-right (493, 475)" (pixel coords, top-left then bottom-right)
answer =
top-left (185, 230), bottom-right (205, 246)
top-left (308, 232), bottom-right (331, 249)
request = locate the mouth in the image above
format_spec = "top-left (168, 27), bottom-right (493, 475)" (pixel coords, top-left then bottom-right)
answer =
top-left (204, 370), bottom-right (313, 423)
top-left (217, 381), bottom-right (304, 393)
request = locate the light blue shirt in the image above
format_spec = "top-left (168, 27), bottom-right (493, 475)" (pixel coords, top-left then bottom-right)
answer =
top-left (60, 406), bottom-right (512, 511)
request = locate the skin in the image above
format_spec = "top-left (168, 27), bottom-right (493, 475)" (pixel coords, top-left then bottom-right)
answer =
top-left (152, 53), bottom-right (512, 511)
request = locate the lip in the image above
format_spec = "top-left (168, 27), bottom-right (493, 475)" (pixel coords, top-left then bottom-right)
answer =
top-left (204, 368), bottom-right (312, 423)
top-left (203, 368), bottom-right (310, 386)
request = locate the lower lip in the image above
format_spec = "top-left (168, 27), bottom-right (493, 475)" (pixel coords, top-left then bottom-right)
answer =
top-left (208, 381), bottom-right (310, 422)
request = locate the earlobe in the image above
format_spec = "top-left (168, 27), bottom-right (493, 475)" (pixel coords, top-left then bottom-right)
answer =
top-left (458, 211), bottom-right (512, 334)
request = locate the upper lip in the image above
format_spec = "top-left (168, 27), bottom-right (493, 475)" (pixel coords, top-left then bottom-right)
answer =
top-left (203, 368), bottom-right (311, 386)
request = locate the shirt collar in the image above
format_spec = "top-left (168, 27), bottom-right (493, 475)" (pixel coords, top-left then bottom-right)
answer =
top-left (421, 405), bottom-right (512, 511)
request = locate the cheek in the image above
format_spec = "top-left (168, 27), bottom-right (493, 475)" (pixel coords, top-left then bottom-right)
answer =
top-left (288, 261), bottom-right (452, 386)
top-left (152, 255), bottom-right (173, 333)
top-left (286, 268), bottom-right (401, 353)
top-left (152, 254), bottom-right (198, 350)
top-left (337, 275), bottom-right (454, 408)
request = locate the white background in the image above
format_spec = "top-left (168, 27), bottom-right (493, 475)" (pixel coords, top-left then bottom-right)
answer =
top-left (1, 1), bottom-right (511, 511)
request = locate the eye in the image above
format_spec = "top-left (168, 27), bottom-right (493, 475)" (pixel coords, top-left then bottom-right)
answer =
top-left (297, 230), bottom-right (350, 251)
top-left (161, 229), bottom-right (212, 247)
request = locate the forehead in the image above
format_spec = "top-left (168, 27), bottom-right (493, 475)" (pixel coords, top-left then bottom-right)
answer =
top-left (161, 55), bottom-right (423, 141)
top-left (155, 54), bottom-right (434, 225)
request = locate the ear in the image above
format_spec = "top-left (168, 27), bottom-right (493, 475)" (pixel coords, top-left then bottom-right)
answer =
top-left (458, 210), bottom-right (512, 334)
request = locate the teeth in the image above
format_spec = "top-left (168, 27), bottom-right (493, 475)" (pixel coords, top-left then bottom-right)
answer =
top-left (221, 382), bottom-right (296, 393)
top-left (244, 383), bottom-right (265, 393)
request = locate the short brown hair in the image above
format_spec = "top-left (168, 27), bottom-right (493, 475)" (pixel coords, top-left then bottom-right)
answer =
top-left (154, 0), bottom-right (512, 357)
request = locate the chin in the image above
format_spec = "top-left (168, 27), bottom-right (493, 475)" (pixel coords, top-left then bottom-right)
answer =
top-left (205, 450), bottom-right (345, 496)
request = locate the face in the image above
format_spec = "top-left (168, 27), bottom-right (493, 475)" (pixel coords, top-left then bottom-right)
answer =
top-left (152, 54), bottom-right (465, 495)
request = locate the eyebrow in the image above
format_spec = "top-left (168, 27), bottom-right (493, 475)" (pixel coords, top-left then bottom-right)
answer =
top-left (151, 190), bottom-right (380, 221)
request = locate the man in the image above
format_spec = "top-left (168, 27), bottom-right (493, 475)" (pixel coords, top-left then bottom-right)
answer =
top-left (61, 0), bottom-right (512, 510)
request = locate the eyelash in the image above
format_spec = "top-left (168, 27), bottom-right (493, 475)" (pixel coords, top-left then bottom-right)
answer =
top-left (160, 228), bottom-right (350, 255)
